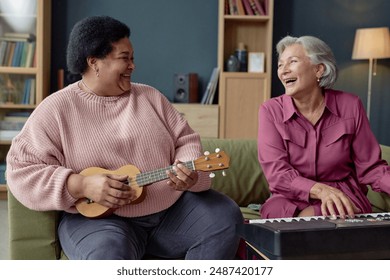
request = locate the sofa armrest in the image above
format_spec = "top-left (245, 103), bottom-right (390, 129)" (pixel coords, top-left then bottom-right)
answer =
top-left (367, 145), bottom-right (390, 213)
top-left (8, 190), bottom-right (61, 259)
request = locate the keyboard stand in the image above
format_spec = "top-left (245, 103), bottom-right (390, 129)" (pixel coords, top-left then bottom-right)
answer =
top-left (245, 241), bottom-right (269, 260)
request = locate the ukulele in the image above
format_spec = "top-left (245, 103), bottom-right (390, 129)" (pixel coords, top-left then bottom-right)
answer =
top-left (75, 149), bottom-right (230, 218)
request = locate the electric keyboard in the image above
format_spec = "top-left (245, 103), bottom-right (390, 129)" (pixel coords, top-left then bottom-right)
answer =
top-left (236, 212), bottom-right (390, 259)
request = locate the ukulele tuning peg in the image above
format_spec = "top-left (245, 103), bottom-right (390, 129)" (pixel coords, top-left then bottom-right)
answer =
top-left (209, 172), bottom-right (215, 178)
top-left (204, 151), bottom-right (210, 156)
top-left (222, 171), bottom-right (227, 177)
top-left (215, 148), bottom-right (220, 153)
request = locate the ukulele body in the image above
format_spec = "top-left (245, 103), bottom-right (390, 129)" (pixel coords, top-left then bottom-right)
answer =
top-left (74, 150), bottom-right (229, 218)
top-left (75, 165), bottom-right (145, 218)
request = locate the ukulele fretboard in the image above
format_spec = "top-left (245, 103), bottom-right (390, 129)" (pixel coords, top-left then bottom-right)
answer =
top-left (135, 161), bottom-right (194, 186)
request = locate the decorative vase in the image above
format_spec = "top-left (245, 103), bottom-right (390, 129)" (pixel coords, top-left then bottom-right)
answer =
top-left (226, 55), bottom-right (239, 72)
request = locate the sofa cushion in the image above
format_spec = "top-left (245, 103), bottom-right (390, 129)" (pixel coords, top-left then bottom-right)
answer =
top-left (8, 190), bottom-right (61, 259)
top-left (367, 145), bottom-right (390, 212)
top-left (201, 138), bottom-right (270, 208)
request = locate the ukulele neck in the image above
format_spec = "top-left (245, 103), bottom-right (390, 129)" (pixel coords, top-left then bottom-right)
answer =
top-left (135, 161), bottom-right (194, 186)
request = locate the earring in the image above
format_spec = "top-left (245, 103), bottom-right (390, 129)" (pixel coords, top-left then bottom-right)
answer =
top-left (317, 77), bottom-right (320, 82)
top-left (95, 68), bottom-right (99, 77)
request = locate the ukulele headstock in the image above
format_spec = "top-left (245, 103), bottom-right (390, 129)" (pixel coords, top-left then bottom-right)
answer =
top-left (193, 148), bottom-right (230, 176)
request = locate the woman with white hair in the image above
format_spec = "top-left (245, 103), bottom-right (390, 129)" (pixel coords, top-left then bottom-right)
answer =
top-left (258, 35), bottom-right (390, 219)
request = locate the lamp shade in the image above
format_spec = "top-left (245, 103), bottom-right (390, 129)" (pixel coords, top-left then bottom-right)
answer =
top-left (352, 27), bottom-right (390, 59)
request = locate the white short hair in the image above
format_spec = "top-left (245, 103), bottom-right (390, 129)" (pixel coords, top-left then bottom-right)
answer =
top-left (276, 35), bottom-right (338, 89)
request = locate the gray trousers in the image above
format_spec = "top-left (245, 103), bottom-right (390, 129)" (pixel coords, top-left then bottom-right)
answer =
top-left (58, 190), bottom-right (243, 259)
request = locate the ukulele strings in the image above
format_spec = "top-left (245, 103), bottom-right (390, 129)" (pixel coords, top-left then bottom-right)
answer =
top-left (124, 161), bottom-right (194, 187)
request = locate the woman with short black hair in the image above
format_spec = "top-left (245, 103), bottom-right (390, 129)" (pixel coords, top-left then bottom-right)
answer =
top-left (6, 16), bottom-right (243, 260)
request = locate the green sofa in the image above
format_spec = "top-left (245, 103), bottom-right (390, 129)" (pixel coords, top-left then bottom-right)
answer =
top-left (7, 138), bottom-right (390, 259)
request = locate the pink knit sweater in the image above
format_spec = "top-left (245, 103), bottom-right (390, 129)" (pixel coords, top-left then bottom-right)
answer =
top-left (6, 82), bottom-right (211, 217)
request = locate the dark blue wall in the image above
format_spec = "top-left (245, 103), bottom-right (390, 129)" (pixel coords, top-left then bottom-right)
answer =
top-left (272, 0), bottom-right (390, 145)
top-left (51, 0), bottom-right (390, 145)
top-left (50, 0), bottom-right (218, 103)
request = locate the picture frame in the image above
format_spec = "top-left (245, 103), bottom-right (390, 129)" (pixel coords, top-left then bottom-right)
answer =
top-left (248, 52), bottom-right (265, 73)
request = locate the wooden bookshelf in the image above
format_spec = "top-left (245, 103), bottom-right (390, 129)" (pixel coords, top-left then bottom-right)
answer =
top-left (218, 0), bottom-right (273, 139)
top-left (0, 0), bottom-right (51, 199)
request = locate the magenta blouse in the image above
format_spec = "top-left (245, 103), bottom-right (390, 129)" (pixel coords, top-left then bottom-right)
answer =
top-left (258, 89), bottom-right (390, 215)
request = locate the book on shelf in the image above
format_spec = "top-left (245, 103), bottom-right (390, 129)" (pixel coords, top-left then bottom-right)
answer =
top-left (21, 78), bottom-right (36, 105)
top-left (224, 0), bottom-right (229, 14)
top-left (207, 68), bottom-right (220, 104)
top-left (0, 120), bottom-right (26, 130)
top-left (0, 129), bottom-right (21, 141)
top-left (3, 116), bottom-right (30, 122)
top-left (11, 42), bottom-right (23, 66)
top-left (226, 0), bottom-right (267, 16)
top-left (248, 0), bottom-right (265, 15)
top-left (0, 111), bottom-right (30, 141)
top-left (29, 78), bottom-right (36, 104)
top-left (255, 0), bottom-right (266, 15)
top-left (236, 0), bottom-right (246, 15)
top-left (228, 0), bottom-right (237, 15)
top-left (25, 42), bottom-right (36, 67)
top-left (0, 34), bottom-right (36, 67)
top-left (0, 162), bottom-right (6, 184)
top-left (19, 42), bottom-right (29, 67)
top-left (0, 75), bottom-right (35, 105)
top-left (201, 67), bottom-right (220, 105)
top-left (0, 42), bottom-right (7, 65)
top-left (3, 32), bottom-right (36, 41)
top-left (0, 36), bottom-right (33, 42)
top-left (3, 111), bottom-right (31, 122)
top-left (226, 0), bottom-right (244, 15)
top-left (242, 0), bottom-right (254, 15)
top-left (263, 0), bottom-right (269, 15)
top-left (6, 41), bottom-right (15, 66)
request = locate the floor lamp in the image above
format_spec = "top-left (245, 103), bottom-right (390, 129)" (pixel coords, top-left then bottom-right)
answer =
top-left (352, 27), bottom-right (390, 120)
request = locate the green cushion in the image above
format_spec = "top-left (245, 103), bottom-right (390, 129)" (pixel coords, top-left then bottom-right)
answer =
top-left (240, 207), bottom-right (260, 220)
top-left (8, 190), bottom-right (61, 259)
top-left (367, 145), bottom-right (390, 212)
top-left (201, 138), bottom-right (270, 207)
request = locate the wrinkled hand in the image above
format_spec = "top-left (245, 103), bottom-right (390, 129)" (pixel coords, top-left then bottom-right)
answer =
top-left (81, 174), bottom-right (137, 209)
top-left (166, 159), bottom-right (198, 191)
top-left (310, 183), bottom-right (361, 219)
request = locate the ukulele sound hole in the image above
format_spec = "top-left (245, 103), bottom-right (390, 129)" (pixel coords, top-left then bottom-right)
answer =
top-left (86, 198), bottom-right (94, 204)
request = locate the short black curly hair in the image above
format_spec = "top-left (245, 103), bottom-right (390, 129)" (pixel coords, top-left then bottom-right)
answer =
top-left (66, 16), bottom-right (131, 74)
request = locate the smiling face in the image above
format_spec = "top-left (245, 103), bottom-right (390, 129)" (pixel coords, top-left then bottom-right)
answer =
top-left (277, 43), bottom-right (323, 99)
top-left (94, 37), bottom-right (135, 96)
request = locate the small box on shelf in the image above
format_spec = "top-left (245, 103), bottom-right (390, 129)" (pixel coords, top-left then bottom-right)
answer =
top-left (248, 52), bottom-right (265, 73)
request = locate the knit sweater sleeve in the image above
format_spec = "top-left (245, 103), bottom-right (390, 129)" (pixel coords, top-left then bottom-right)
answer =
top-left (6, 93), bottom-right (77, 211)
